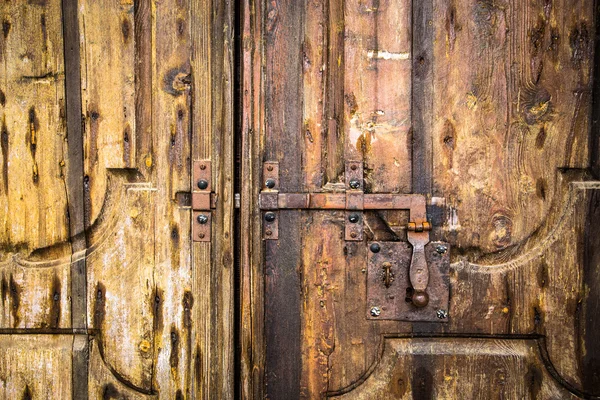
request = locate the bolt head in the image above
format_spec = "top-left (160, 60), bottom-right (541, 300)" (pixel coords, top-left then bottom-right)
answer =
top-left (435, 244), bottom-right (448, 254)
top-left (265, 178), bottom-right (276, 189)
top-left (370, 306), bottom-right (381, 317)
top-left (264, 212), bottom-right (276, 223)
top-left (197, 179), bottom-right (209, 190)
top-left (370, 243), bottom-right (381, 253)
top-left (348, 213), bottom-right (360, 223)
top-left (436, 309), bottom-right (448, 319)
top-left (412, 291), bottom-right (429, 308)
top-left (197, 214), bottom-right (209, 224)
top-left (349, 179), bottom-right (361, 189)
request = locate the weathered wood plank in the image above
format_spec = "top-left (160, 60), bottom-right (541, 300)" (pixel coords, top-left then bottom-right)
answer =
top-left (329, 338), bottom-right (578, 399)
top-left (240, 0), bottom-right (266, 398)
top-left (0, 0), bottom-right (70, 254)
top-left (432, 0), bottom-right (594, 256)
top-left (0, 335), bottom-right (73, 399)
top-left (264, 0), bottom-right (304, 398)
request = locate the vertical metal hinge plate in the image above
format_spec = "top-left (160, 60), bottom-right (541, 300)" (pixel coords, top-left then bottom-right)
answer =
top-left (192, 160), bottom-right (211, 242)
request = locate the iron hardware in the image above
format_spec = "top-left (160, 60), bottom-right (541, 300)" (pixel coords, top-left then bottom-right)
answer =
top-left (259, 161), bottom-right (449, 319)
top-left (192, 160), bottom-right (213, 242)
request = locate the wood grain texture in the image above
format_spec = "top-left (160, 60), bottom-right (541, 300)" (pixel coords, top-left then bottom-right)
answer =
top-left (0, 0), bottom-right (70, 253)
top-left (329, 337), bottom-right (578, 399)
top-left (432, 0), bottom-right (594, 256)
top-left (253, 0), bottom-right (600, 398)
top-left (240, 0), bottom-right (266, 398)
top-left (0, 335), bottom-right (73, 399)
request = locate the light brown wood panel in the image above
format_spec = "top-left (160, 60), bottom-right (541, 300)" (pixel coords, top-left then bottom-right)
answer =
top-left (432, 0), bottom-right (594, 257)
top-left (79, 0), bottom-right (137, 227)
top-left (0, 0), bottom-right (69, 254)
top-left (330, 338), bottom-right (578, 399)
top-left (0, 335), bottom-right (73, 399)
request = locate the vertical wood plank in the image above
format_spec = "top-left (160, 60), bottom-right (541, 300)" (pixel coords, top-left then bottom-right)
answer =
top-left (264, 0), bottom-right (304, 398)
top-left (240, 0), bottom-right (266, 398)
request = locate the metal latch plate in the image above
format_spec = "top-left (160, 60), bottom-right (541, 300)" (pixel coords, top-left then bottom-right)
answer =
top-left (367, 241), bottom-right (450, 322)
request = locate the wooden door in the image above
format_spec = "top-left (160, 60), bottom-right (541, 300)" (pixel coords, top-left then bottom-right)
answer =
top-left (0, 0), bottom-right (233, 398)
top-left (239, 0), bottom-right (600, 399)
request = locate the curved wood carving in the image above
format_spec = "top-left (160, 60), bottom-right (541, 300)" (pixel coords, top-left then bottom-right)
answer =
top-left (327, 336), bottom-right (585, 399)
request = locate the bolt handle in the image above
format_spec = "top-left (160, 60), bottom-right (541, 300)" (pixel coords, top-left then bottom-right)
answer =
top-left (409, 243), bottom-right (429, 308)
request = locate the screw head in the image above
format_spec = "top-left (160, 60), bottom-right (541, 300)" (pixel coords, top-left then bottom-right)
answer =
top-left (197, 179), bottom-right (209, 190)
top-left (349, 179), bottom-right (361, 189)
top-left (436, 244), bottom-right (448, 254)
top-left (350, 232), bottom-right (357, 238)
top-left (199, 164), bottom-right (206, 170)
top-left (348, 213), bottom-right (360, 223)
top-left (436, 309), bottom-right (448, 319)
top-left (267, 165), bottom-right (274, 171)
top-left (197, 214), bottom-right (209, 224)
top-left (265, 178), bottom-right (276, 189)
top-left (350, 164), bottom-right (358, 171)
top-left (264, 212), bottom-right (276, 223)
top-left (198, 233), bottom-right (205, 239)
top-left (370, 243), bottom-right (381, 253)
top-left (370, 306), bottom-right (381, 317)
top-left (265, 229), bottom-right (272, 236)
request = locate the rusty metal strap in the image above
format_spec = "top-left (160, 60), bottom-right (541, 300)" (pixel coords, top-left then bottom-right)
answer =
top-left (259, 192), bottom-right (427, 215)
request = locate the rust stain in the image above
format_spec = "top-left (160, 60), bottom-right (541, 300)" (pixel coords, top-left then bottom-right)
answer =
top-left (93, 282), bottom-right (106, 331)
top-left (48, 273), bottom-right (61, 328)
top-left (176, 18), bottom-right (185, 37)
top-left (123, 124), bottom-right (131, 166)
top-left (445, 4), bottom-right (458, 52)
top-left (1, 115), bottom-right (8, 193)
top-left (170, 325), bottom-right (180, 370)
top-left (89, 109), bottom-right (100, 167)
top-left (152, 287), bottom-right (164, 334)
top-left (21, 385), bottom-right (32, 400)
top-left (356, 131), bottom-right (372, 156)
top-left (9, 274), bottom-right (20, 328)
top-left (1, 20), bottom-right (9, 39)
top-left (569, 22), bottom-right (591, 68)
top-left (28, 107), bottom-right (39, 183)
top-left (102, 383), bottom-right (121, 400)
top-left (121, 18), bottom-right (131, 43)
top-left (535, 125), bottom-right (547, 148)
top-left (182, 290), bottom-right (193, 329)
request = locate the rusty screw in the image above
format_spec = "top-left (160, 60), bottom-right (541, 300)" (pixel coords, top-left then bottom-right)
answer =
top-left (350, 232), bottom-right (357, 238)
top-left (370, 306), bottom-right (381, 317)
top-left (265, 229), bottom-right (272, 236)
top-left (264, 212), bottom-right (276, 223)
top-left (436, 245), bottom-right (448, 254)
top-left (199, 164), bottom-right (206, 170)
top-left (349, 179), bottom-right (361, 189)
top-left (350, 164), bottom-right (358, 171)
top-left (197, 179), bottom-right (209, 190)
top-left (267, 165), bottom-right (274, 171)
top-left (265, 178), bottom-right (276, 189)
top-left (348, 213), bottom-right (360, 223)
top-left (436, 309), bottom-right (448, 319)
top-left (197, 214), bottom-right (209, 224)
top-left (198, 233), bottom-right (205, 239)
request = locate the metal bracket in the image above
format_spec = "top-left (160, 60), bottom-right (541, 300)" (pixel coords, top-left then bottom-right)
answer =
top-left (192, 160), bottom-right (212, 242)
top-left (367, 241), bottom-right (450, 322)
top-left (258, 160), bottom-right (445, 313)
